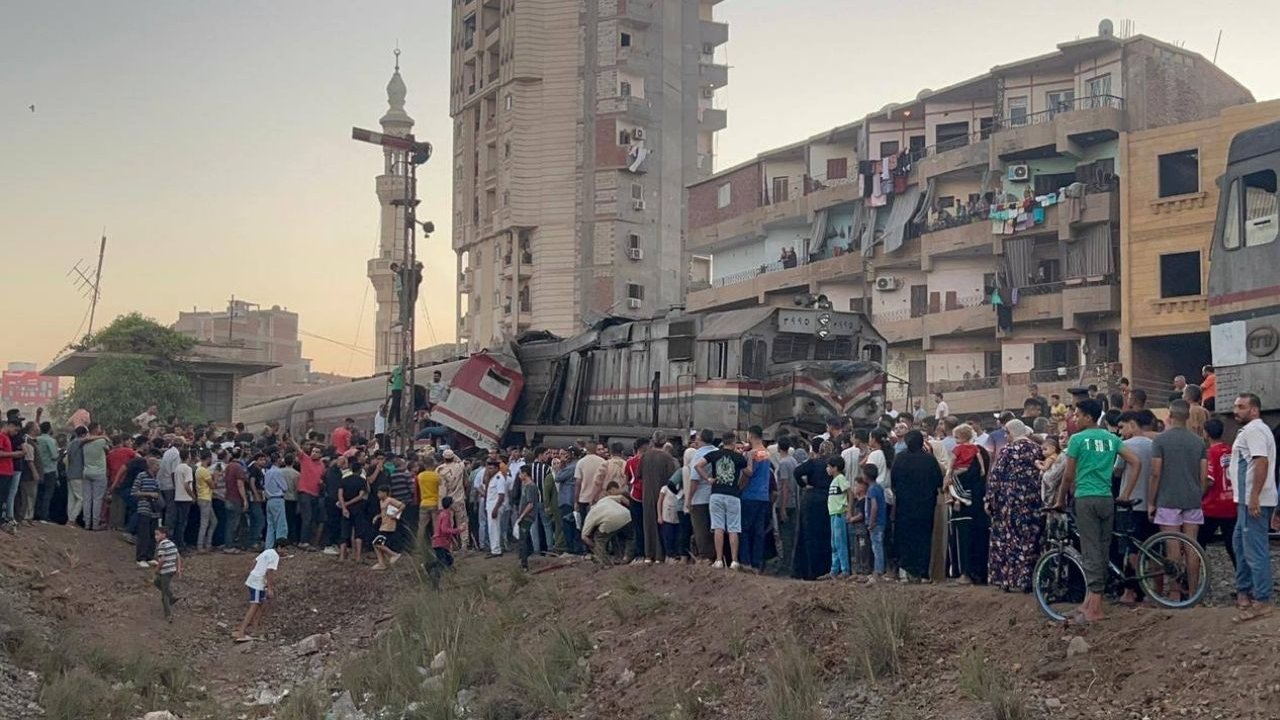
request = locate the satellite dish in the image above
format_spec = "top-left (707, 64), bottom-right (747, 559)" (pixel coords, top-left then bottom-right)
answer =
top-left (1099, 19), bottom-right (1114, 37)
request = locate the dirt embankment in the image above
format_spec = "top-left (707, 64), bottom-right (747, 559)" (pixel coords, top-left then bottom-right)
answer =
top-left (2, 525), bottom-right (1278, 720)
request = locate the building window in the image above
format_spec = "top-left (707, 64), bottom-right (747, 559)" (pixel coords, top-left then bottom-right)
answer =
top-left (716, 182), bottom-right (731, 209)
top-left (1007, 96), bottom-right (1029, 126)
top-left (984, 351), bottom-right (1003, 378)
top-left (619, 129), bottom-right (632, 146)
top-left (1160, 251), bottom-right (1202, 298)
top-left (620, 32), bottom-right (632, 48)
top-left (935, 121), bottom-right (970, 151)
top-left (907, 360), bottom-right (926, 397)
top-left (1085, 74), bottom-right (1112, 104)
top-left (742, 339), bottom-right (767, 379)
top-left (909, 135), bottom-right (927, 154)
top-left (620, 80), bottom-right (632, 98)
top-left (1046, 89), bottom-right (1075, 115)
top-left (1158, 149), bottom-right (1200, 198)
top-left (628, 233), bottom-right (641, 250)
top-left (878, 141), bottom-right (899, 159)
top-left (771, 177), bottom-right (789, 203)
top-left (631, 182), bottom-right (643, 201)
top-left (826, 158), bottom-right (848, 180)
top-left (627, 282), bottom-right (645, 301)
top-left (504, 94), bottom-right (513, 110)
top-left (502, 190), bottom-right (509, 207)
top-left (979, 117), bottom-right (995, 139)
top-left (1034, 171), bottom-right (1077, 196)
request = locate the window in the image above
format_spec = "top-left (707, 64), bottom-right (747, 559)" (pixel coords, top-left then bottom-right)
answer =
top-left (1223, 170), bottom-right (1279, 249)
top-left (826, 157), bottom-right (848, 180)
top-left (937, 195), bottom-right (955, 209)
top-left (1085, 74), bottom-right (1112, 105)
top-left (909, 284), bottom-right (928, 318)
top-left (742, 339), bottom-right (768, 379)
top-left (668, 320), bottom-right (696, 361)
top-left (502, 190), bottom-right (509, 207)
top-left (620, 32), bottom-right (632, 48)
top-left (814, 337), bottom-right (853, 361)
top-left (771, 334), bottom-right (812, 363)
top-left (879, 141), bottom-right (899, 159)
top-left (1159, 251), bottom-right (1201, 298)
top-left (619, 129), bottom-right (632, 145)
top-left (504, 94), bottom-right (513, 110)
top-left (503, 141), bottom-right (511, 158)
top-left (628, 233), bottom-right (641, 250)
top-left (620, 80), bottom-right (633, 98)
top-left (1158, 149), bottom-right (1200, 198)
top-left (627, 282), bottom-right (645, 301)
top-left (1032, 341), bottom-right (1079, 379)
top-left (708, 341), bottom-right (729, 378)
top-left (1034, 171), bottom-right (1077, 196)
top-left (716, 182), bottom-right (731, 209)
top-left (848, 297), bottom-right (869, 314)
top-left (979, 117), bottom-right (996, 140)
top-left (1007, 96), bottom-right (1029, 126)
top-left (907, 360), bottom-right (926, 397)
top-left (935, 121), bottom-right (970, 151)
top-left (480, 368), bottom-right (513, 400)
top-left (771, 177), bottom-right (789, 203)
top-left (631, 182), bottom-right (643, 201)
top-left (984, 351), bottom-right (1003, 378)
top-left (909, 135), bottom-right (927, 154)
top-left (1046, 89), bottom-right (1075, 115)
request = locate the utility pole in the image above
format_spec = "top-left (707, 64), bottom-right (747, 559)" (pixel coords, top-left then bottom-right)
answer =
top-left (352, 126), bottom-right (432, 451)
top-left (87, 232), bottom-right (106, 336)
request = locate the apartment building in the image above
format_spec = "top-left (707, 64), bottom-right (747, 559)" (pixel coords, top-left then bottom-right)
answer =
top-left (450, 0), bottom-right (728, 351)
top-left (1120, 100), bottom-right (1280, 391)
top-left (686, 21), bottom-right (1253, 415)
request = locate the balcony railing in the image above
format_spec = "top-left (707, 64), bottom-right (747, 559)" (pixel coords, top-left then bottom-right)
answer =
top-left (908, 127), bottom-right (993, 163)
top-left (931, 376), bottom-right (1000, 394)
top-left (999, 94), bottom-right (1125, 130)
top-left (713, 261), bottom-right (784, 287)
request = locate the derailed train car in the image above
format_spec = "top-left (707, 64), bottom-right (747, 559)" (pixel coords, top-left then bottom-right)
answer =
top-left (509, 307), bottom-right (886, 445)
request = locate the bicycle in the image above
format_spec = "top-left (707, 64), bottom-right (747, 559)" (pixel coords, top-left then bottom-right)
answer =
top-left (1032, 499), bottom-right (1209, 621)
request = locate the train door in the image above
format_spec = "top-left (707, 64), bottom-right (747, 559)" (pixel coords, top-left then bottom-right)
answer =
top-left (739, 337), bottom-right (768, 430)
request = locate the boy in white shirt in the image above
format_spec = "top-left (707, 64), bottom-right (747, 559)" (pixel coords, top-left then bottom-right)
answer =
top-left (234, 547), bottom-right (280, 642)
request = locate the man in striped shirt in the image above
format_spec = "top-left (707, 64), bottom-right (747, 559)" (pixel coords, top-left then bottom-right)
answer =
top-left (153, 525), bottom-right (182, 622)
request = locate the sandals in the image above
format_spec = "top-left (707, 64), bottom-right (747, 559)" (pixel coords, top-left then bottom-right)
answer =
top-left (1232, 607), bottom-right (1273, 624)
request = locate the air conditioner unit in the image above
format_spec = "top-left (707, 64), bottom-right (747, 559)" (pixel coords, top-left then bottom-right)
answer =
top-left (1006, 164), bottom-right (1031, 182)
top-left (632, 127), bottom-right (645, 141)
top-left (628, 247), bottom-right (644, 261)
top-left (874, 276), bottom-right (900, 292)
top-left (633, 199), bottom-right (647, 211)
top-left (701, 88), bottom-right (715, 99)
top-left (627, 297), bottom-right (642, 309)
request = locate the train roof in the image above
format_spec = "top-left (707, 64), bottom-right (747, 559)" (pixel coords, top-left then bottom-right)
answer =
top-left (699, 307), bottom-right (778, 340)
top-left (289, 358), bottom-right (469, 413)
top-left (1228, 120), bottom-right (1280, 165)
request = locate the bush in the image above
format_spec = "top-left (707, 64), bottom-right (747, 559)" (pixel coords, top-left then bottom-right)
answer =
top-left (851, 589), bottom-right (915, 681)
top-left (498, 625), bottom-right (590, 714)
top-left (958, 648), bottom-right (1028, 720)
top-left (764, 637), bottom-right (821, 720)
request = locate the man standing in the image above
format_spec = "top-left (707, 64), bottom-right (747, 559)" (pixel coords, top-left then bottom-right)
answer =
top-left (288, 435), bottom-right (323, 548)
top-left (1201, 365), bottom-right (1217, 412)
top-left (0, 418), bottom-right (21, 529)
top-left (528, 448), bottom-right (555, 555)
top-left (437, 449), bottom-right (469, 550)
top-left (740, 426), bottom-right (774, 572)
top-left (1148, 400), bottom-right (1209, 601)
top-left (640, 433), bottom-right (677, 563)
top-left (332, 419), bottom-right (355, 456)
top-left (1170, 375), bottom-right (1188, 404)
top-left (912, 400), bottom-right (927, 424)
top-left (32, 422), bottom-right (58, 523)
top-left (1057, 399), bottom-right (1138, 624)
top-left (263, 453), bottom-right (289, 550)
top-left (482, 458), bottom-right (507, 557)
top-left (574, 441), bottom-right (606, 517)
top-left (388, 366), bottom-right (404, 425)
top-left (1027, 383), bottom-right (1050, 418)
top-left (64, 425), bottom-right (87, 526)
top-left (1183, 384), bottom-right (1211, 442)
top-left (222, 450), bottom-right (249, 553)
top-left (156, 438), bottom-right (182, 533)
top-left (698, 431), bottom-right (747, 570)
top-left (374, 403), bottom-right (389, 449)
top-left (245, 453), bottom-right (269, 550)
top-left (685, 428), bottom-right (717, 561)
top-left (428, 370), bottom-right (446, 409)
top-left (105, 435), bottom-right (138, 530)
top-left (884, 401), bottom-right (899, 421)
top-left (1228, 393), bottom-right (1276, 622)
top-left (80, 424), bottom-right (110, 531)
top-left (624, 438), bottom-right (648, 560)
top-left (934, 392), bottom-right (949, 421)
top-left (414, 456), bottom-right (442, 552)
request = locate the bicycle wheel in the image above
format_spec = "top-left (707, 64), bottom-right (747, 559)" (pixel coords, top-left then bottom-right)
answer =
top-left (1137, 531), bottom-right (1210, 609)
top-left (1032, 548), bottom-right (1087, 621)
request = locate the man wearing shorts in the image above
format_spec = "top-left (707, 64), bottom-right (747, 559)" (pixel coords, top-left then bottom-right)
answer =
top-left (1058, 399), bottom-right (1138, 624)
top-left (697, 431), bottom-right (747, 570)
top-left (1148, 400), bottom-right (1209, 602)
top-left (234, 546), bottom-right (279, 642)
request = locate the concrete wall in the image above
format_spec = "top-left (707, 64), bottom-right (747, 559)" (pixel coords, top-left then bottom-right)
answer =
top-left (711, 226), bottom-right (809, 281)
top-left (1122, 38), bottom-right (1255, 132)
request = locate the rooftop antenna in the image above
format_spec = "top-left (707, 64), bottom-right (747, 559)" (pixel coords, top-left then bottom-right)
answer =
top-left (66, 231), bottom-right (107, 338)
top-left (1212, 30), bottom-right (1223, 64)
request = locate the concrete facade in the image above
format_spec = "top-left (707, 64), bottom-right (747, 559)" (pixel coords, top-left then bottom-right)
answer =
top-left (686, 24), bottom-right (1254, 416)
top-left (451, 0), bottom-right (728, 351)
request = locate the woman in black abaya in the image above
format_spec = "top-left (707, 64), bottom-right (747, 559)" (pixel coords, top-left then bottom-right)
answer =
top-left (891, 430), bottom-right (944, 581)
top-left (790, 439), bottom-right (834, 581)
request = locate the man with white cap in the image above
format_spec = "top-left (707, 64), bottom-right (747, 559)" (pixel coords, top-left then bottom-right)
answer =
top-left (437, 448), bottom-right (469, 550)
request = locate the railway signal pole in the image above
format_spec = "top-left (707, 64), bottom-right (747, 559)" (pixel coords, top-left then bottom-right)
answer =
top-left (352, 126), bottom-right (432, 451)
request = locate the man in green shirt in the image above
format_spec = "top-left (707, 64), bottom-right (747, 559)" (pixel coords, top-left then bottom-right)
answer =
top-left (388, 364), bottom-right (405, 425)
top-left (33, 421), bottom-right (59, 522)
top-left (1057, 398), bottom-right (1137, 623)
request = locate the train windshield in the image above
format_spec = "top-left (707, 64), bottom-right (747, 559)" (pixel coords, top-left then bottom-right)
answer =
top-left (1221, 169), bottom-right (1278, 250)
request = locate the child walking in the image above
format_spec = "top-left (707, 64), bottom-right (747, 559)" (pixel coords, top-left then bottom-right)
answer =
top-left (431, 496), bottom-right (462, 567)
top-left (234, 546), bottom-right (279, 643)
top-left (827, 457), bottom-right (851, 578)
top-left (371, 485), bottom-right (405, 571)
top-left (153, 526), bottom-right (182, 622)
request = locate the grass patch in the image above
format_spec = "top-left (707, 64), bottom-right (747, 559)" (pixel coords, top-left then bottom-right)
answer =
top-left (274, 682), bottom-right (332, 720)
top-left (41, 667), bottom-right (129, 720)
top-left (763, 636), bottom-right (821, 720)
top-left (498, 625), bottom-right (591, 714)
top-left (958, 648), bottom-right (1028, 720)
top-left (850, 589), bottom-right (915, 682)
top-left (607, 577), bottom-right (670, 622)
top-left (658, 682), bottom-right (723, 720)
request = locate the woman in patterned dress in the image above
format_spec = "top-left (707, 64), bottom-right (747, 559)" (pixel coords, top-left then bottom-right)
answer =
top-left (985, 419), bottom-right (1045, 592)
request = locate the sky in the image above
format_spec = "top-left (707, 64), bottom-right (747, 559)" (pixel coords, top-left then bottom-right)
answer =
top-left (2, 0), bottom-right (1276, 379)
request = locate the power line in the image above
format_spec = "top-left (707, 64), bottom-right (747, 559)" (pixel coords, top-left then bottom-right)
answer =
top-left (300, 329), bottom-right (374, 356)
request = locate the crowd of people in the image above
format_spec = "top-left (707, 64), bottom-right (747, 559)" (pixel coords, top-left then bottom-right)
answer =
top-left (0, 362), bottom-right (1272, 636)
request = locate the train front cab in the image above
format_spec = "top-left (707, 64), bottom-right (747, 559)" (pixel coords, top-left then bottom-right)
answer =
top-left (1208, 121), bottom-right (1280, 410)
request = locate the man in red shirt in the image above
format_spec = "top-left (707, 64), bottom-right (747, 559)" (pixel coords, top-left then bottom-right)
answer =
top-left (624, 438), bottom-right (647, 561)
top-left (222, 451), bottom-right (249, 552)
top-left (105, 435), bottom-right (139, 529)
top-left (287, 433), bottom-right (324, 548)
top-left (331, 419), bottom-right (354, 455)
top-left (0, 419), bottom-right (22, 528)
top-left (1200, 417), bottom-right (1236, 570)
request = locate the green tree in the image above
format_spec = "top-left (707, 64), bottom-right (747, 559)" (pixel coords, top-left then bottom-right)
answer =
top-left (54, 314), bottom-right (202, 431)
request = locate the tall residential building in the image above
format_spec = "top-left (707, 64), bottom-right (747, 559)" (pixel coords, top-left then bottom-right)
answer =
top-left (686, 22), bottom-right (1253, 416)
top-left (368, 51), bottom-right (416, 373)
top-left (1119, 100), bottom-right (1280, 389)
top-left (451, 0), bottom-right (729, 351)
top-left (173, 300), bottom-right (344, 408)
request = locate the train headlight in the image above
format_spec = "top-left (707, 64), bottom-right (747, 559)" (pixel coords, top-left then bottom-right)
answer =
top-left (816, 311), bottom-right (833, 341)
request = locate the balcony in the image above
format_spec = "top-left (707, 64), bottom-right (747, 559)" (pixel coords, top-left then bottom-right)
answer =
top-left (873, 307), bottom-right (926, 344)
top-left (1009, 282), bottom-right (1065, 326)
top-left (921, 215), bottom-right (993, 265)
top-left (700, 62), bottom-right (728, 89)
top-left (912, 135), bottom-right (993, 179)
top-left (686, 251), bottom-right (864, 313)
top-left (991, 187), bottom-right (1119, 255)
top-left (928, 376), bottom-right (1001, 415)
top-left (923, 295), bottom-right (995, 339)
top-left (688, 193), bottom-right (808, 251)
top-left (698, 107), bottom-right (727, 132)
top-left (1063, 279), bottom-right (1120, 329)
top-left (804, 177), bottom-right (862, 212)
top-left (701, 20), bottom-right (729, 47)
top-left (993, 95), bottom-right (1125, 160)
top-left (619, 0), bottom-right (654, 26)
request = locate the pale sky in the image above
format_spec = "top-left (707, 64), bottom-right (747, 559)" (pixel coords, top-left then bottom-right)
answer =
top-left (2, 1), bottom-right (1275, 378)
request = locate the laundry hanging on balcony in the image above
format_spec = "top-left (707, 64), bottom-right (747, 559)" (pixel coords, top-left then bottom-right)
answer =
top-left (859, 206), bottom-right (879, 257)
top-left (881, 184), bottom-right (922, 255)
top-left (913, 178), bottom-right (936, 225)
top-left (1059, 182), bottom-right (1087, 240)
top-left (1063, 223), bottom-right (1112, 278)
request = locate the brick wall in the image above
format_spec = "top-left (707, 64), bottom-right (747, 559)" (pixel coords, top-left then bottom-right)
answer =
top-left (595, 117), bottom-right (630, 168)
top-left (1124, 39), bottom-right (1255, 131)
top-left (687, 162), bottom-right (761, 229)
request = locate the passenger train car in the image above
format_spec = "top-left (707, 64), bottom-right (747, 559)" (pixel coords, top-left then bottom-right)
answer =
top-left (509, 307), bottom-right (886, 445)
top-left (1209, 120), bottom-right (1280, 413)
